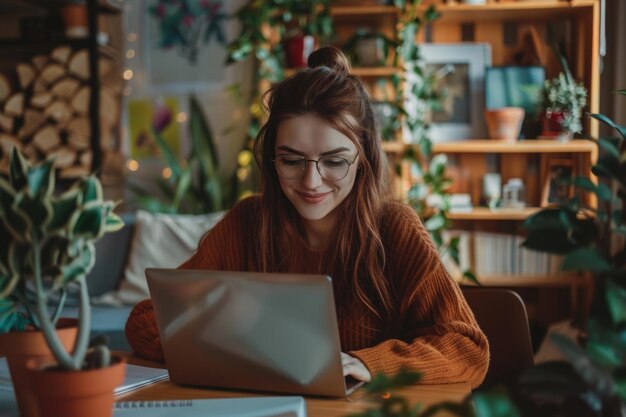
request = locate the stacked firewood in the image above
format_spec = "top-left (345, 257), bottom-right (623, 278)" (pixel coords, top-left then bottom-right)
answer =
top-left (0, 45), bottom-right (119, 178)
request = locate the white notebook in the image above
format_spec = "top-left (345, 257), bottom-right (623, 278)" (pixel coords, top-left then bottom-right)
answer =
top-left (114, 397), bottom-right (306, 417)
top-left (0, 358), bottom-right (169, 396)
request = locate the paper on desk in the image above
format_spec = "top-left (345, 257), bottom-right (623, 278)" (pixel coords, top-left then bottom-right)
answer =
top-left (0, 357), bottom-right (169, 396)
top-left (114, 396), bottom-right (307, 417)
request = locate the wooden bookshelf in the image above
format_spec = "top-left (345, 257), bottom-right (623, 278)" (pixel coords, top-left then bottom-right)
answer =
top-left (285, 66), bottom-right (400, 78)
top-left (382, 140), bottom-right (597, 154)
top-left (432, 140), bottom-right (597, 154)
top-left (330, 5), bottom-right (399, 16)
top-left (447, 207), bottom-right (540, 221)
top-left (426, 0), bottom-right (596, 22)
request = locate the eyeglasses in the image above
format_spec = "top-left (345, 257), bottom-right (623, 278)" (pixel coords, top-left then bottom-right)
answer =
top-left (272, 152), bottom-right (359, 182)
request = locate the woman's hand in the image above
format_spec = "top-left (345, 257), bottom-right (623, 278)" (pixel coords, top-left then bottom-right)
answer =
top-left (341, 352), bottom-right (371, 382)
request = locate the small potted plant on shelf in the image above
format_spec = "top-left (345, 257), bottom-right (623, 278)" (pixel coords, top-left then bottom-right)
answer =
top-left (343, 29), bottom-right (393, 67)
top-left (542, 71), bottom-right (587, 141)
top-left (0, 149), bottom-right (125, 417)
top-left (280, 0), bottom-right (332, 68)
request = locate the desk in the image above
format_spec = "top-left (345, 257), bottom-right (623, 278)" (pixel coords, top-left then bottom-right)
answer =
top-left (121, 355), bottom-right (471, 417)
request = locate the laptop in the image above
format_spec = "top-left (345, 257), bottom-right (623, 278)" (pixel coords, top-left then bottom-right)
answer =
top-left (145, 268), bottom-right (365, 397)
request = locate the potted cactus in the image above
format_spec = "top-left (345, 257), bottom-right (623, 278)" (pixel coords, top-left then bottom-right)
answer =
top-left (0, 148), bottom-right (125, 417)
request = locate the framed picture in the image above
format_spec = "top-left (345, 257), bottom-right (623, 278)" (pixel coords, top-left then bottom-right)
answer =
top-left (419, 43), bottom-right (492, 142)
top-left (541, 157), bottom-right (578, 207)
top-left (127, 0), bottom-right (239, 92)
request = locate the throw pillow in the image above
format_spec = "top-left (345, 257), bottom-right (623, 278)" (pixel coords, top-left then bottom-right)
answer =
top-left (95, 210), bottom-right (224, 306)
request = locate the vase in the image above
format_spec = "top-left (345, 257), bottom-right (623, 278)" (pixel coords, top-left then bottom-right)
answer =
top-left (484, 107), bottom-right (525, 142)
top-left (0, 318), bottom-right (78, 417)
top-left (26, 355), bottom-right (126, 417)
top-left (354, 37), bottom-right (387, 67)
top-left (540, 110), bottom-right (567, 137)
top-left (284, 34), bottom-right (316, 68)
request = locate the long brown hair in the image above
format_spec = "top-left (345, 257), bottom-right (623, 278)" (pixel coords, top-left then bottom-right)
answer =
top-left (253, 47), bottom-right (394, 320)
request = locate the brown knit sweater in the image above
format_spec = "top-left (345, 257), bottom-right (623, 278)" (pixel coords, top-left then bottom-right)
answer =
top-left (125, 196), bottom-right (489, 388)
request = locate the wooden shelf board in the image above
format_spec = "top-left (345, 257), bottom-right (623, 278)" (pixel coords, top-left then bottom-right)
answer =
top-left (460, 273), bottom-right (588, 288)
top-left (285, 66), bottom-right (398, 77)
top-left (430, 139), bottom-right (595, 154)
top-left (352, 67), bottom-right (400, 76)
top-left (0, 0), bottom-right (122, 14)
top-left (430, 0), bottom-right (595, 22)
top-left (381, 141), bottom-right (406, 153)
top-left (448, 207), bottom-right (540, 221)
top-left (331, 5), bottom-right (399, 16)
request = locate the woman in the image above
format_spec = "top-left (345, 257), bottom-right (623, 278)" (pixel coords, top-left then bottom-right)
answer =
top-left (126, 47), bottom-right (489, 388)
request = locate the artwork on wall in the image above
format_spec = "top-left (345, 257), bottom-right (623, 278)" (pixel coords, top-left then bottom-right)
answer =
top-left (134, 0), bottom-right (235, 90)
top-left (127, 97), bottom-right (181, 160)
top-left (540, 156), bottom-right (578, 207)
top-left (420, 43), bottom-right (492, 142)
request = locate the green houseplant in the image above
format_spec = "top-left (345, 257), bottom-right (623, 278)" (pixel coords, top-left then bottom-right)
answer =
top-left (542, 72), bottom-right (587, 139)
top-left (541, 40), bottom-right (588, 140)
top-left (129, 95), bottom-right (229, 214)
top-left (516, 94), bottom-right (625, 416)
top-left (0, 148), bottom-right (125, 417)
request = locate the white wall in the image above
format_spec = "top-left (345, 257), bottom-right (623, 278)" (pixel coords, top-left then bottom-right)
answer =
top-left (121, 0), bottom-right (254, 205)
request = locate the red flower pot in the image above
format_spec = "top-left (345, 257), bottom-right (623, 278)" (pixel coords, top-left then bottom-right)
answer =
top-left (284, 34), bottom-right (316, 68)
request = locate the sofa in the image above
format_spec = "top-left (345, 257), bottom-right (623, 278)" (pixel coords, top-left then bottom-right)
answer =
top-left (63, 210), bottom-right (224, 351)
top-left (62, 213), bottom-right (136, 351)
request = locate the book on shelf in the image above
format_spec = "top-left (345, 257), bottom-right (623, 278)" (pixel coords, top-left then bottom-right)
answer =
top-left (114, 396), bottom-right (307, 417)
top-left (442, 230), bottom-right (564, 280)
top-left (0, 357), bottom-right (169, 396)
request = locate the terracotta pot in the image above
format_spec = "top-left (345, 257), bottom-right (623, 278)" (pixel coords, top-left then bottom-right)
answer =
top-left (0, 318), bottom-right (78, 417)
top-left (484, 107), bottom-right (525, 142)
top-left (284, 34), bottom-right (316, 68)
top-left (26, 356), bottom-right (126, 417)
top-left (61, 4), bottom-right (88, 38)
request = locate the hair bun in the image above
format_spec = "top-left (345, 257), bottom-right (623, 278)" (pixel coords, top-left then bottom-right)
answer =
top-left (307, 46), bottom-right (351, 75)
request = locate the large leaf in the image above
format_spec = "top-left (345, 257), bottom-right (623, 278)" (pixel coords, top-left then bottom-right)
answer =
top-left (47, 189), bottom-right (82, 233)
top-left (572, 177), bottom-right (613, 201)
top-left (80, 176), bottom-right (103, 206)
top-left (364, 369), bottom-right (423, 394)
top-left (189, 95), bottom-right (222, 211)
top-left (8, 148), bottom-right (28, 192)
top-left (550, 333), bottom-right (615, 396)
top-left (606, 279), bottom-right (626, 325)
top-left (0, 179), bottom-right (31, 243)
top-left (614, 368), bottom-right (626, 402)
top-left (14, 192), bottom-right (53, 235)
top-left (26, 159), bottom-right (55, 198)
top-left (0, 243), bottom-right (28, 298)
top-left (0, 299), bottom-right (28, 333)
top-left (562, 248), bottom-right (611, 273)
top-left (105, 212), bottom-right (125, 233)
top-left (473, 393), bottom-right (521, 417)
top-left (40, 236), bottom-right (69, 278)
top-left (152, 130), bottom-right (182, 182)
top-left (72, 204), bottom-right (105, 239)
top-left (57, 242), bottom-right (95, 286)
top-left (589, 113), bottom-right (626, 139)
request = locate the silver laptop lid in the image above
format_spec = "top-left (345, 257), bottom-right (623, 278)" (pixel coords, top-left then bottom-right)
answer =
top-left (146, 269), bottom-right (349, 397)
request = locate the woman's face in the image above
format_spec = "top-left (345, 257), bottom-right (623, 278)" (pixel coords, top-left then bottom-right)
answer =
top-left (274, 114), bottom-right (360, 227)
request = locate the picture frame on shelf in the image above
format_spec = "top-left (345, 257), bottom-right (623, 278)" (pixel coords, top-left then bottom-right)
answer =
top-left (419, 43), bottom-right (492, 143)
top-left (540, 156), bottom-right (578, 207)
